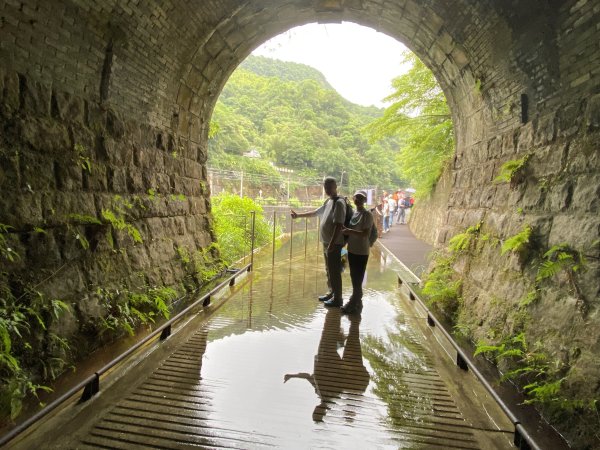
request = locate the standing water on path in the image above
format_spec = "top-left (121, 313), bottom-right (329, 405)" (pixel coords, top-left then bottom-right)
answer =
top-left (12, 231), bottom-right (514, 449)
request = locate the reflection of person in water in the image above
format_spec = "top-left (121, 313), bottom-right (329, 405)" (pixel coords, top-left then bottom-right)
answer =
top-left (284, 309), bottom-right (370, 422)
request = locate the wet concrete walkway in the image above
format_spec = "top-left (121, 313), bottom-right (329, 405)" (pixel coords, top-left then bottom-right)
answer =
top-left (11, 233), bottom-right (515, 449)
top-left (377, 217), bottom-right (434, 279)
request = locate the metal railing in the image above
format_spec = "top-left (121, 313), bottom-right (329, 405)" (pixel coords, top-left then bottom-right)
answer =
top-left (0, 246), bottom-right (256, 448)
top-left (395, 275), bottom-right (541, 450)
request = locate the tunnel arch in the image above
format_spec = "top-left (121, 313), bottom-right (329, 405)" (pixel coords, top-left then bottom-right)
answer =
top-left (1, 2), bottom-right (599, 446)
top-left (171, 1), bottom-right (534, 155)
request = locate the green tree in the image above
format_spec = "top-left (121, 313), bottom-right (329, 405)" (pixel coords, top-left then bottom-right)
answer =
top-left (363, 52), bottom-right (454, 197)
top-left (211, 193), bottom-right (275, 265)
top-left (208, 55), bottom-right (405, 192)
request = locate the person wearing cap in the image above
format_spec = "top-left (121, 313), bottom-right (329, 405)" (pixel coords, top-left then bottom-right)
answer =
top-left (341, 190), bottom-right (373, 315)
top-left (291, 176), bottom-right (346, 307)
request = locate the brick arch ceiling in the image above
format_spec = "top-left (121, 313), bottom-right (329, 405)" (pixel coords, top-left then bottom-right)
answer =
top-left (130, 0), bottom-right (545, 153)
top-left (3, 1), bottom-right (554, 153)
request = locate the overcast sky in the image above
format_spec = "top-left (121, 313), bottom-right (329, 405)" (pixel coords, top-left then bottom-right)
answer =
top-left (252, 22), bottom-right (409, 108)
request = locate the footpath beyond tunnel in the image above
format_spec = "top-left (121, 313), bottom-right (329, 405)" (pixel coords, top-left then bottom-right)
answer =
top-left (7, 228), bottom-right (522, 450)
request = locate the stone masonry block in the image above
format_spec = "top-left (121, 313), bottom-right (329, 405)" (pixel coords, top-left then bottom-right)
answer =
top-left (189, 196), bottom-right (207, 215)
top-left (529, 144), bottom-right (567, 179)
top-left (0, 148), bottom-right (20, 192)
top-left (516, 122), bottom-right (534, 153)
top-left (571, 174), bottom-right (600, 213)
top-left (53, 91), bottom-right (84, 123)
top-left (46, 191), bottom-right (97, 225)
top-left (20, 151), bottom-right (56, 192)
top-left (567, 132), bottom-right (600, 173)
top-left (0, 192), bottom-right (43, 227)
top-left (84, 164), bottom-right (108, 192)
top-left (0, 72), bottom-right (20, 117)
top-left (126, 170), bottom-right (146, 193)
top-left (176, 83), bottom-right (193, 110)
top-left (557, 103), bottom-right (583, 138)
top-left (0, 67), bottom-right (4, 103)
top-left (520, 181), bottom-right (546, 210)
top-left (184, 160), bottom-right (202, 179)
top-left (549, 214), bottom-right (600, 250)
top-left (107, 109), bottom-right (125, 139)
top-left (87, 103), bottom-right (107, 135)
top-left (21, 77), bottom-right (51, 116)
top-left (107, 166), bottom-right (128, 193)
top-left (584, 93), bottom-right (600, 130)
top-left (501, 131), bottom-right (516, 156)
top-left (544, 180), bottom-right (574, 213)
top-left (485, 211), bottom-right (512, 236)
top-left (18, 117), bottom-right (71, 154)
top-left (97, 138), bottom-right (135, 167)
top-left (204, 32), bottom-right (226, 58)
top-left (534, 113), bottom-right (556, 145)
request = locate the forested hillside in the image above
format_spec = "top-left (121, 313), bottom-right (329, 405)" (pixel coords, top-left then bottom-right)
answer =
top-left (208, 55), bottom-right (404, 192)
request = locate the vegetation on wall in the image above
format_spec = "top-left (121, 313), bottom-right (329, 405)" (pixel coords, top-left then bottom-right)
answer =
top-left (427, 220), bottom-right (598, 430)
top-left (0, 226), bottom-right (72, 421)
top-left (493, 154), bottom-right (530, 188)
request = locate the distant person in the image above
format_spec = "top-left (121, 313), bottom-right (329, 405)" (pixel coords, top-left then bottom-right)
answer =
top-left (387, 195), bottom-right (397, 229)
top-left (394, 189), bottom-right (402, 222)
top-left (291, 176), bottom-right (346, 307)
top-left (382, 194), bottom-right (391, 233)
top-left (341, 190), bottom-right (373, 315)
top-left (372, 197), bottom-right (384, 238)
top-left (397, 192), bottom-right (409, 225)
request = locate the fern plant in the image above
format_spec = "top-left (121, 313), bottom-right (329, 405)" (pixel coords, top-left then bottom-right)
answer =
top-left (422, 255), bottom-right (462, 318)
top-left (448, 222), bottom-right (481, 254)
top-left (0, 283), bottom-right (71, 420)
top-left (101, 196), bottom-right (143, 245)
top-left (96, 285), bottom-right (178, 337)
top-left (494, 154), bottom-right (530, 187)
top-left (475, 332), bottom-right (567, 407)
top-left (537, 244), bottom-right (586, 281)
top-left (501, 225), bottom-right (532, 256)
top-left (74, 143), bottom-right (92, 173)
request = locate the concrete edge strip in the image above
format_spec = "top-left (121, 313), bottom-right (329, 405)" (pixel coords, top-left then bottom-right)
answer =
top-left (376, 241), bottom-right (421, 283)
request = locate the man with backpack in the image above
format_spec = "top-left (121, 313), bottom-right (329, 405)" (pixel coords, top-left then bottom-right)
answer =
top-left (291, 176), bottom-right (347, 307)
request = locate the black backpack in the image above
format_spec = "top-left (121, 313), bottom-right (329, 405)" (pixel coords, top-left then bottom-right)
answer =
top-left (368, 221), bottom-right (378, 246)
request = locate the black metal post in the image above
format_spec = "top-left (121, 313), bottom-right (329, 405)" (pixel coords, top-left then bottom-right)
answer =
top-left (160, 324), bottom-right (171, 340)
top-left (80, 373), bottom-right (100, 402)
top-left (250, 211), bottom-right (256, 271)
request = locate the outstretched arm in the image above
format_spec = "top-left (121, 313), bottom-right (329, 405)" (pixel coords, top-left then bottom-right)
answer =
top-left (284, 373), bottom-right (316, 388)
top-left (291, 209), bottom-right (318, 219)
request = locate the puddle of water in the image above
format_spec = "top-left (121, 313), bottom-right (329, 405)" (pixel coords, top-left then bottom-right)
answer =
top-left (12, 230), bottom-right (514, 449)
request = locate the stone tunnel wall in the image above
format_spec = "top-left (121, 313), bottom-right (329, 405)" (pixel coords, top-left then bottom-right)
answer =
top-left (0, 68), bottom-right (215, 355)
top-left (0, 0), bottom-right (225, 363)
top-left (407, 2), bottom-right (600, 445)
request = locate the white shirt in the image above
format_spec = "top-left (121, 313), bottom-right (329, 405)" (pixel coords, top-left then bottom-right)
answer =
top-left (316, 197), bottom-right (346, 245)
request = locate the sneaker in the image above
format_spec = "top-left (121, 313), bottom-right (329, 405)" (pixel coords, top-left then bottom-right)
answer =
top-left (318, 292), bottom-right (333, 302)
top-left (323, 298), bottom-right (343, 308)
